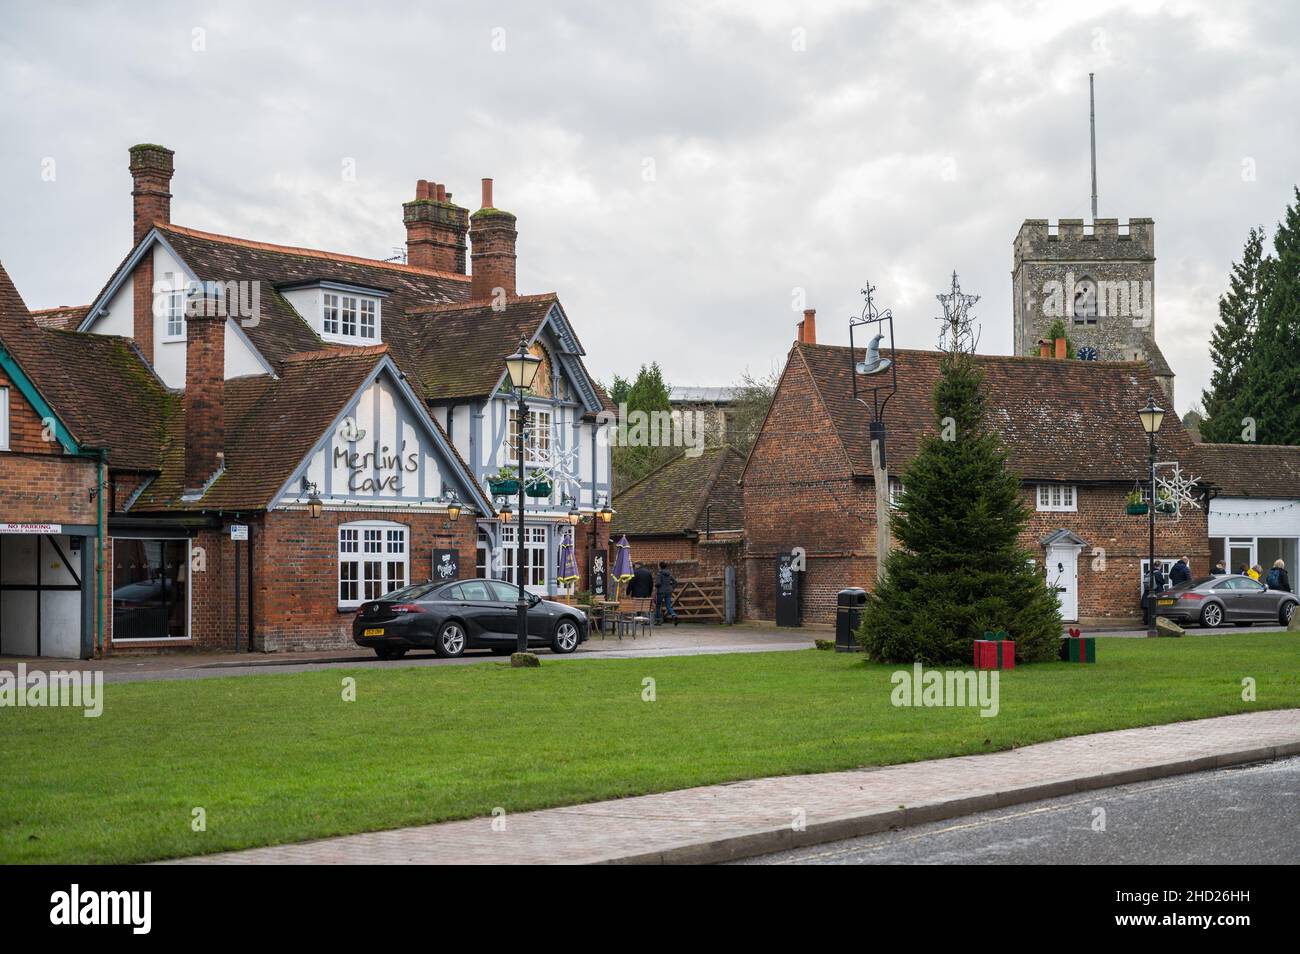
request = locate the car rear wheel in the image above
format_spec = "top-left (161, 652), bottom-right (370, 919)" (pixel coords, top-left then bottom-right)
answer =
top-left (1200, 602), bottom-right (1224, 628)
top-left (434, 622), bottom-right (467, 658)
top-left (374, 646), bottom-right (407, 660)
top-left (1281, 601), bottom-right (1297, 626)
top-left (551, 619), bottom-right (580, 654)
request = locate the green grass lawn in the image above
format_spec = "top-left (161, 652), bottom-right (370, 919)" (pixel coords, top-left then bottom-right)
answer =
top-left (2, 633), bottom-right (1297, 864)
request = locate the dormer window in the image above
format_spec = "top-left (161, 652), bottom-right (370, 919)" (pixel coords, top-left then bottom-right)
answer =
top-left (322, 291), bottom-right (380, 344)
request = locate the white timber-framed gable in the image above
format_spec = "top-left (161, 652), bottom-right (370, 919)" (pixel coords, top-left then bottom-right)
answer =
top-left (77, 228), bottom-right (274, 387)
top-left (271, 355), bottom-right (493, 518)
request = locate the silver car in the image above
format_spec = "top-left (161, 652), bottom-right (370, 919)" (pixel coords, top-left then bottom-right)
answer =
top-left (1156, 575), bottom-right (1298, 628)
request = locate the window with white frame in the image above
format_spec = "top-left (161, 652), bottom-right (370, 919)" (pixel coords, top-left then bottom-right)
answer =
top-left (322, 292), bottom-right (380, 344)
top-left (508, 407), bottom-right (552, 464)
top-left (338, 521), bottom-right (407, 606)
top-left (1036, 484), bottom-right (1077, 512)
top-left (0, 386), bottom-right (9, 450)
top-left (499, 524), bottom-right (547, 589)
top-left (476, 527), bottom-right (492, 578)
top-left (888, 477), bottom-right (904, 509)
top-left (162, 274), bottom-right (186, 339)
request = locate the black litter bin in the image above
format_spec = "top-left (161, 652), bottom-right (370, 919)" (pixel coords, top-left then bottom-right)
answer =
top-left (835, 588), bottom-right (867, 652)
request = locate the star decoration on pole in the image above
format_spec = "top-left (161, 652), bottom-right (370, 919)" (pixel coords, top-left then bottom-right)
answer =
top-left (935, 271), bottom-right (981, 353)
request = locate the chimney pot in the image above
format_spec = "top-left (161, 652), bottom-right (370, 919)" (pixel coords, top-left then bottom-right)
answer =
top-left (801, 308), bottom-right (817, 345)
top-left (481, 178), bottom-right (493, 209)
top-left (404, 179), bottom-right (469, 273)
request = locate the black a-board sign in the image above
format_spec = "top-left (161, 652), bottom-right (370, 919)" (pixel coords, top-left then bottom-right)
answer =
top-left (776, 551), bottom-right (801, 627)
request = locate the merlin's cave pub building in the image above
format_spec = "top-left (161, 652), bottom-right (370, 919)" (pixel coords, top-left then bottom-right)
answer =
top-left (0, 144), bottom-right (613, 658)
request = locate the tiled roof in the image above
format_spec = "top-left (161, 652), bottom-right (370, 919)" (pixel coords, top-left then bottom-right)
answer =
top-left (132, 347), bottom-right (391, 511)
top-left (30, 305), bottom-right (89, 330)
top-left (1197, 443), bottom-right (1300, 498)
top-left (0, 263), bottom-right (171, 470)
top-left (157, 224), bottom-right (470, 369)
top-left (613, 446), bottom-right (745, 536)
top-left (790, 343), bottom-right (1202, 483)
top-left (408, 294), bottom-right (565, 402)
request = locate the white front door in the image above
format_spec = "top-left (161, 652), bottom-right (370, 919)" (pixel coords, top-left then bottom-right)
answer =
top-left (1046, 545), bottom-right (1080, 621)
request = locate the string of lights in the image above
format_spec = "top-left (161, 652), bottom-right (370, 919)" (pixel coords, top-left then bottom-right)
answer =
top-left (1210, 500), bottom-right (1300, 518)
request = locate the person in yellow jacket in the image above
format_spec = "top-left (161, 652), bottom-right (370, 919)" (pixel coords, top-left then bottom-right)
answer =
top-left (1247, 564), bottom-right (1263, 582)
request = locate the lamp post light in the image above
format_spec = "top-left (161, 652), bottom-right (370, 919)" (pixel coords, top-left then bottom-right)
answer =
top-left (564, 494), bottom-right (582, 527)
top-left (504, 336), bottom-right (542, 654)
top-left (305, 481), bottom-right (324, 519)
top-left (443, 490), bottom-right (462, 521)
top-left (1138, 396), bottom-right (1165, 637)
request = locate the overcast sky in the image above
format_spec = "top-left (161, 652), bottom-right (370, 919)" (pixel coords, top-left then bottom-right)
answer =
top-left (3, 0), bottom-right (1298, 415)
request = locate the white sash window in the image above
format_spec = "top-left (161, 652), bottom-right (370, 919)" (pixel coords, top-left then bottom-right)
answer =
top-left (339, 521), bottom-right (407, 606)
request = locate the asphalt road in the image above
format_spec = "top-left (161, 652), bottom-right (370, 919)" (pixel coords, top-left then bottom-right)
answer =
top-left (737, 757), bottom-right (1300, 865)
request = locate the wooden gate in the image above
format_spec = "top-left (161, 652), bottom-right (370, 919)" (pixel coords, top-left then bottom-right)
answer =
top-left (672, 577), bottom-right (725, 621)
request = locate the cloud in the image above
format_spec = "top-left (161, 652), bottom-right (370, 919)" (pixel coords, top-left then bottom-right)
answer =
top-left (1, 0), bottom-right (1297, 415)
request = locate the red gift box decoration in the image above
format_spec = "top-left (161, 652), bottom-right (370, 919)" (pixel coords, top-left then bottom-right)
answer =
top-left (974, 629), bottom-right (1015, 669)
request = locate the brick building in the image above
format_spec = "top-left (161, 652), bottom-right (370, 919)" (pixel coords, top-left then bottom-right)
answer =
top-left (741, 331), bottom-right (1208, 628)
top-left (612, 446), bottom-right (745, 617)
top-left (1, 144), bottom-right (613, 657)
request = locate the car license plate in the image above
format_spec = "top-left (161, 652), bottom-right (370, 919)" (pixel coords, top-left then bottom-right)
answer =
top-left (1157, 599), bottom-right (1175, 606)
top-left (363, 628), bottom-right (385, 637)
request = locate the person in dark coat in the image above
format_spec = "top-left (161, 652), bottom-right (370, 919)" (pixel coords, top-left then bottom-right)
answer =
top-left (653, 561), bottom-right (679, 625)
top-left (1169, 556), bottom-right (1191, 586)
top-left (1143, 564), bottom-right (1168, 625)
top-left (627, 563), bottom-right (654, 600)
top-left (1266, 560), bottom-right (1292, 593)
top-left (1211, 561), bottom-right (1227, 575)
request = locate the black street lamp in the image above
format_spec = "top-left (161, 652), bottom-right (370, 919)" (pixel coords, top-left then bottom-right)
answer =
top-left (504, 336), bottom-right (542, 653)
top-left (1139, 395), bottom-right (1165, 636)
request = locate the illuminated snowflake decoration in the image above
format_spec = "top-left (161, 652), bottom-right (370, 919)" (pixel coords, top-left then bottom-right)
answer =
top-left (1154, 462), bottom-right (1203, 520)
top-left (527, 425), bottom-right (584, 498)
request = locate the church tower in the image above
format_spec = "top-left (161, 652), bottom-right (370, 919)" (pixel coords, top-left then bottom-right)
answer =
top-left (1011, 219), bottom-right (1173, 403)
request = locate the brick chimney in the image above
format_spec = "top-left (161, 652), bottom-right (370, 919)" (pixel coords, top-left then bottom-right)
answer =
top-left (470, 178), bottom-right (518, 301)
top-left (129, 144), bottom-right (174, 362)
top-left (183, 310), bottom-right (225, 494)
top-left (129, 144), bottom-right (174, 245)
top-left (403, 180), bottom-right (468, 272)
top-left (797, 308), bottom-right (817, 344)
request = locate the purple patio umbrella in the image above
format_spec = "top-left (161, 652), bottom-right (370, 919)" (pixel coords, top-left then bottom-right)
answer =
top-left (556, 530), bottom-right (579, 591)
top-left (612, 534), bottom-right (634, 598)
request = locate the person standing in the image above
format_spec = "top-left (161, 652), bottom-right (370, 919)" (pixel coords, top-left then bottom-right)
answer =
top-left (1211, 560), bottom-right (1227, 575)
top-left (628, 562), bottom-right (654, 601)
top-left (1248, 564), bottom-right (1263, 582)
top-left (653, 561), bottom-right (679, 625)
top-left (1143, 563), bottom-right (1168, 626)
top-left (1169, 556), bottom-right (1191, 586)
top-left (1266, 559), bottom-right (1292, 593)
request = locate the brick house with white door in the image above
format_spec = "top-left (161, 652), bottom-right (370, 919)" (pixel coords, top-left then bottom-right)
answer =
top-left (741, 324), bottom-right (1209, 627)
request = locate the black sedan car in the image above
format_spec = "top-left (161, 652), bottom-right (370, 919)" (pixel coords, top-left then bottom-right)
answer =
top-left (1155, 575), bottom-right (1298, 628)
top-left (352, 579), bottom-right (588, 659)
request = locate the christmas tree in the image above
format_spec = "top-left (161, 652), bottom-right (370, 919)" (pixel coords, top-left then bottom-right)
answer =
top-left (857, 293), bottom-right (1061, 664)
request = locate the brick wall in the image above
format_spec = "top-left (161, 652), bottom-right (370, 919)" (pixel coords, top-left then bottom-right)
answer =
top-left (0, 368), bottom-right (98, 525)
top-left (251, 508), bottom-right (478, 652)
top-left (742, 353), bottom-right (872, 623)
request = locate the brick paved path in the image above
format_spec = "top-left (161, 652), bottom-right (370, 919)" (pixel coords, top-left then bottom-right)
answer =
top-left (173, 708), bottom-right (1300, 865)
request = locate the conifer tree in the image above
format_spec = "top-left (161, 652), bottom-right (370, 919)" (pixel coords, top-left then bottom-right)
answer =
top-left (857, 347), bottom-right (1062, 664)
top-left (1236, 189), bottom-right (1300, 445)
top-left (1200, 226), bottom-right (1269, 442)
